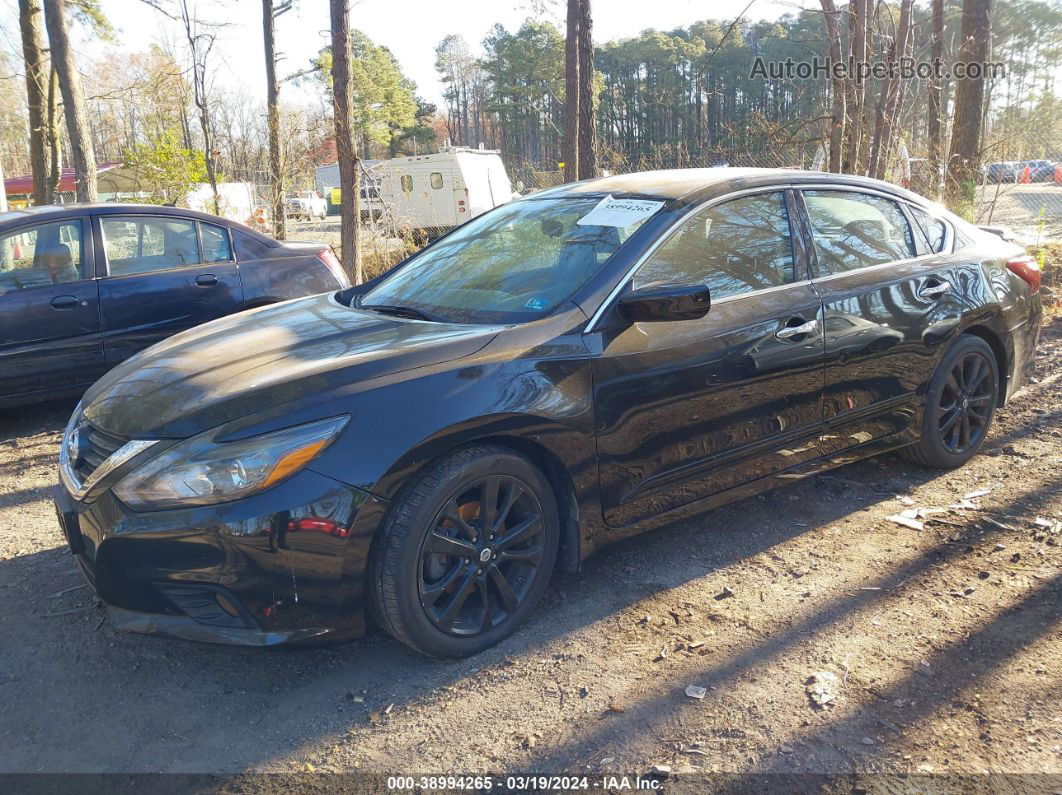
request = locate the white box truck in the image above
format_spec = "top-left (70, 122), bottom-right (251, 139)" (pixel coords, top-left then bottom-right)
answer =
top-left (378, 146), bottom-right (516, 235)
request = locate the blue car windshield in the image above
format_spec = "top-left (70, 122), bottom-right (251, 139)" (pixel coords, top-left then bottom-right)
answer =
top-left (359, 197), bottom-right (656, 324)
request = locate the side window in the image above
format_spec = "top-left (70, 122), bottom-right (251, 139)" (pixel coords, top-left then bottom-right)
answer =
top-left (400, 175), bottom-right (413, 194)
top-left (908, 206), bottom-right (948, 253)
top-left (803, 190), bottom-right (916, 274)
top-left (430, 172), bottom-right (444, 190)
top-left (102, 216), bottom-right (200, 276)
top-left (200, 223), bottom-right (233, 263)
top-left (0, 220), bottom-right (84, 295)
top-left (634, 192), bottom-right (796, 300)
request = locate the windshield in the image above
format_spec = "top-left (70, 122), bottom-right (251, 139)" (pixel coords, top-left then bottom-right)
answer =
top-left (360, 197), bottom-right (658, 324)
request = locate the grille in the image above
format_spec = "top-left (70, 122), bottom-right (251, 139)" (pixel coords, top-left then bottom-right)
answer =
top-left (74, 424), bottom-right (129, 483)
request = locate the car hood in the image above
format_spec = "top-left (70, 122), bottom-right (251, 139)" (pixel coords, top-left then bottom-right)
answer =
top-left (81, 293), bottom-right (500, 438)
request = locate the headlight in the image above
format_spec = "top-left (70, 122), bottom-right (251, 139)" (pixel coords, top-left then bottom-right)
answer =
top-left (113, 416), bottom-right (349, 510)
top-left (59, 401), bottom-right (83, 471)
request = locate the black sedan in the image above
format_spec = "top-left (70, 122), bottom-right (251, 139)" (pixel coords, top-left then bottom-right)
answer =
top-left (0, 203), bottom-right (349, 408)
top-left (53, 169), bottom-right (1042, 657)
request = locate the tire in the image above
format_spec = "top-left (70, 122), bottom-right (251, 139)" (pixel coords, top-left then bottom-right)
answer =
top-left (371, 445), bottom-right (560, 658)
top-left (900, 335), bottom-right (1000, 469)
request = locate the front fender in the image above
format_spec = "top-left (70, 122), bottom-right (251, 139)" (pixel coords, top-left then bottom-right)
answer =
top-left (305, 348), bottom-right (604, 559)
top-left (310, 358), bottom-right (595, 496)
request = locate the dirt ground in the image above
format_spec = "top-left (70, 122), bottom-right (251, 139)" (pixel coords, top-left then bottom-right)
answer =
top-left (976, 183), bottom-right (1062, 243)
top-left (1, 323), bottom-right (1059, 788)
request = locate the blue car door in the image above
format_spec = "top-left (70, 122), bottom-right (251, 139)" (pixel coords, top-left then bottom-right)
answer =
top-left (94, 214), bottom-right (244, 367)
top-left (0, 216), bottom-right (106, 405)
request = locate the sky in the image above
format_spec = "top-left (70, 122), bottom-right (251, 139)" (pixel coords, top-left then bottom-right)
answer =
top-left (1, 0), bottom-right (801, 109)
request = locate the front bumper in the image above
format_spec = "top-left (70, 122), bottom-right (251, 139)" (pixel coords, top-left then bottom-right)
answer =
top-left (53, 468), bottom-right (389, 646)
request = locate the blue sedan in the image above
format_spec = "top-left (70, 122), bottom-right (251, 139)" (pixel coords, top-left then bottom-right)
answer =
top-left (0, 204), bottom-right (350, 408)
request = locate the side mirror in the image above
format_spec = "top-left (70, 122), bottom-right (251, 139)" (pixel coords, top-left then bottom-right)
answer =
top-left (618, 283), bottom-right (711, 323)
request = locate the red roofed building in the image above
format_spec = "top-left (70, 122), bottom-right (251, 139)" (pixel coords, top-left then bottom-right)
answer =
top-left (4, 162), bottom-right (126, 207)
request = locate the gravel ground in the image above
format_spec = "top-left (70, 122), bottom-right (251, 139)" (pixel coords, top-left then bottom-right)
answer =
top-left (0, 321), bottom-right (1059, 785)
top-left (976, 183), bottom-right (1062, 243)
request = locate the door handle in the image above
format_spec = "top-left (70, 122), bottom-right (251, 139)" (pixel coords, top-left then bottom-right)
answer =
top-left (776, 319), bottom-right (818, 340)
top-left (195, 274), bottom-right (219, 287)
top-left (919, 280), bottom-right (951, 299)
top-left (50, 295), bottom-right (80, 310)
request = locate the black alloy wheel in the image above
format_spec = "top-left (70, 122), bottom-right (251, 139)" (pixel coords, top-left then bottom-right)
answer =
top-left (418, 475), bottom-right (545, 636)
top-left (937, 349), bottom-right (995, 454)
top-left (372, 445), bottom-right (559, 658)
top-left (901, 334), bottom-right (999, 469)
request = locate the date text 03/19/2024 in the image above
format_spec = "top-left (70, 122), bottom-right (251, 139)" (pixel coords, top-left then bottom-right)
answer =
top-left (385, 774), bottom-right (665, 791)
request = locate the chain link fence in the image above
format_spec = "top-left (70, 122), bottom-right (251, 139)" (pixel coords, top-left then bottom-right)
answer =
top-left (305, 130), bottom-right (1060, 283)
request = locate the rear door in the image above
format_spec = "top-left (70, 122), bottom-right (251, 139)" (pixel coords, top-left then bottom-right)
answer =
top-left (95, 214), bottom-right (243, 367)
top-left (458, 157), bottom-right (496, 218)
top-left (423, 162), bottom-right (456, 227)
top-left (590, 190), bottom-right (826, 528)
top-left (0, 217), bottom-right (105, 403)
top-left (797, 188), bottom-right (964, 455)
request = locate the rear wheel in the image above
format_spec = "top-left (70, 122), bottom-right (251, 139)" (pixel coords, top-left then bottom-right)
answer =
top-left (371, 445), bottom-right (559, 658)
top-left (901, 335), bottom-right (999, 468)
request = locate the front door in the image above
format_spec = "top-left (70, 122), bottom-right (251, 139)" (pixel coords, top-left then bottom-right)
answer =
top-left (797, 189), bottom-right (965, 454)
top-left (589, 191), bottom-right (826, 528)
top-left (95, 215), bottom-right (243, 366)
top-left (0, 217), bottom-right (106, 404)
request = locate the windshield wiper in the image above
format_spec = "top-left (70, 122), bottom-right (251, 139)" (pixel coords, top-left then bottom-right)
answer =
top-left (360, 303), bottom-right (449, 323)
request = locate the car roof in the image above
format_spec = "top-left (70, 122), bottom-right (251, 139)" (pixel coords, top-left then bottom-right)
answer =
top-left (532, 167), bottom-right (930, 206)
top-left (0, 202), bottom-right (274, 241)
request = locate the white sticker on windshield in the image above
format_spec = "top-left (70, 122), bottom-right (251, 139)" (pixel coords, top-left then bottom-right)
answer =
top-left (576, 195), bottom-right (664, 229)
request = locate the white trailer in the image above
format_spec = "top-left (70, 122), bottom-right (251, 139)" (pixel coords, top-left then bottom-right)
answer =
top-left (379, 146), bottom-right (516, 234)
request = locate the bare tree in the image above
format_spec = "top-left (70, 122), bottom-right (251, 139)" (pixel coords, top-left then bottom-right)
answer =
top-left (867, 0), bottom-right (913, 180)
top-left (577, 0), bottom-right (596, 179)
top-left (819, 0), bottom-right (846, 173)
top-left (176, 0), bottom-right (220, 215)
top-left (330, 0), bottom-right (362, 283)
top-left (263, 0), bottom-right (291, 239)
top-left (563, 0), bottom-right (579, 182)
top-left (43, 0), bottom-right (97, 202)
top-left (19, 0), bottom-right (49, 205)
top-left (844, 0), bottom-right (867, 173)
top-left (947, 0), bottom-right (993, 202)
top-left (927, 0), bottom-right (945, 196)
top-left (46, 65), bottom-right (62, 202)
top-left (879, 0), bottom-right (915, 180)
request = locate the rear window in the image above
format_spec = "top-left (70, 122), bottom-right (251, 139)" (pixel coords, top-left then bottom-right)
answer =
top-left (908, 206), bottom-right (948, 253)
top-left (233, 230), bottom-right (274, 262)
top-left (200, 223), bottom-right (233, 263)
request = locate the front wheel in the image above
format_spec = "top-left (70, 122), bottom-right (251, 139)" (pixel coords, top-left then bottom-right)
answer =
top-left (371, 445), bottom-right (559, 658)
top-left (901, 335), bottom-right (999, 468)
